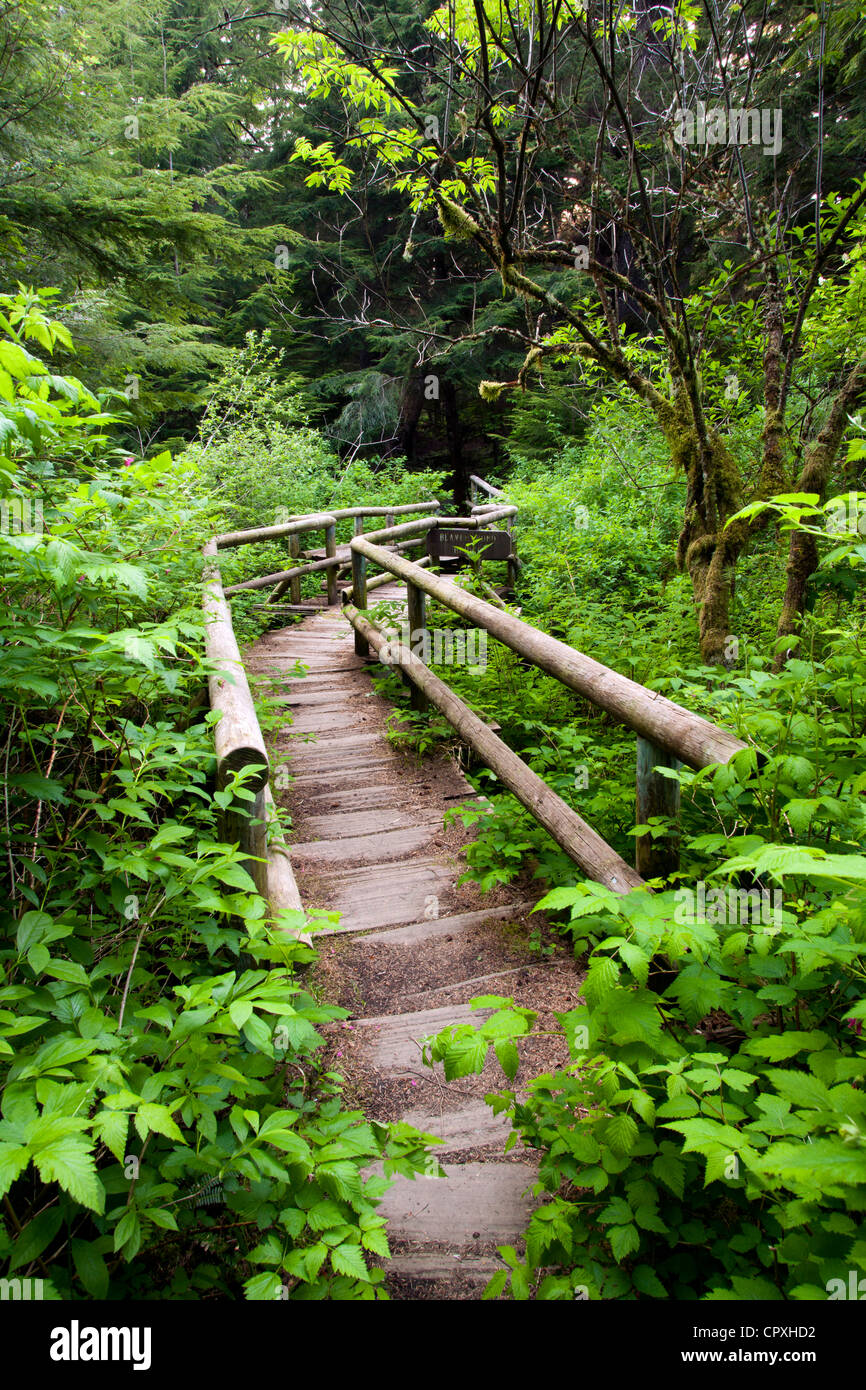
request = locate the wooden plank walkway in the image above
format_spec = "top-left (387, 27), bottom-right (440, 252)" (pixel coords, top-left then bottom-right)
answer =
top-left (244, 583), bottom-right (582, 1299)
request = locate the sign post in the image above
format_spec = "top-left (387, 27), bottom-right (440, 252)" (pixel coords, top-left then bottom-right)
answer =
top-left (426, 526), bottom-right (513, 563)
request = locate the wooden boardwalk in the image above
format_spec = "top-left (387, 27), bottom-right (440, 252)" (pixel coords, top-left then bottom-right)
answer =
top-left (244, 584), bottom-right (582, 1298)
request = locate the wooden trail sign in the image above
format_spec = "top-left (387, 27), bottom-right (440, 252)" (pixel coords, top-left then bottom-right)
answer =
top-left (426, 525), bottom-right (512, 562)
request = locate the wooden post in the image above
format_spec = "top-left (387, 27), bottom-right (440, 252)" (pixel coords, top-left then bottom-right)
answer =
top-left (353, 515), bottom-right (364, 537)
top-left (504, 518), bottom-right (518, 589)
top-left (635, 736), bottom-right (681, 880)
top-left (325, 523), bottom-right (339, 605)
top-left (406, 580), bottom-right (428, 712)
top-left (385, 511), bottom-right (395, 532)
top-left (351, 548), bottom-right (368, 656)
top-left (288, 533), bottom-right (301, 604)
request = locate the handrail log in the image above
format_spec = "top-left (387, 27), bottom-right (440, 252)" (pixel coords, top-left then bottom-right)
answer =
top-left (299, 536), bottom-right (427, 563)
top-left (360, 510), bottom-right (516, 546)
top-left (247, 538), bottom-right (427, 603)
top-left (359, 515), bottom-right (439, 544)
top-left (343, 601), bottom-right (644, 895)
top-left (226, 553), bottom-right (349, 596)
top-left (351, 539), bottom-right (747, 771)
top-left (263, 785), bottom-right (310, 943)
top-left (214, 513), bottom-right (338, 549)
top-left (219, 504), bottom-right (441, 549)
top-left (444, 507), bottom-right (518, 526)
top-left (469, 475), bottom-right (507, 498)
top-left (345, 554), bottom-right (434, 601)
top-left (326, 502), bottom-right (440, 520)
top-left (202, 539), bottom-right (269, 791)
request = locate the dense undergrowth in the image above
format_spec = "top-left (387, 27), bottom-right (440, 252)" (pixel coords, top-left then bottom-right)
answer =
top-left (0, 297), bottom-right (437, 1301)
top-left (186, 333), bottom-right (447, 648)
top-left (1, 0), bottom-right (865, 1313)
top-left (375, 400), bottom-right (866, 1301)
top-left (2, 291), bottom-right (864, 1304)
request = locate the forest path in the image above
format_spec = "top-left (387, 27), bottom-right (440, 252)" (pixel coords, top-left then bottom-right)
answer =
top-left (244, 583), bottom-right (582, 1299)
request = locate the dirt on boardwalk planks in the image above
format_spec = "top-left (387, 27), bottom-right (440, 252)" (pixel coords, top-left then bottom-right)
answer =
top-left (244, 585), bottom-right (582, 1299)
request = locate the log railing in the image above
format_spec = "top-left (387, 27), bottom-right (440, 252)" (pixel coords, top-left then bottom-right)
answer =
top-left (469, 474), bottom-right (507, 503)
top-left (203, 503), bottom-right (441, 934)
top-left (216, 502), bottom-right (440, 604)
top-left (467, 476), bottom-right (520, 583)
top-left (343, 515), bottom-right (749, 893)
top-left (203, 536), bottom-right (276, 918)
top-left (205, 493), bottom-right (749, 913)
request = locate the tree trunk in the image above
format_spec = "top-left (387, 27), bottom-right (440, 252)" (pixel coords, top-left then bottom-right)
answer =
top-left (397, 373), bottom-right (425, 462)
top-left (775, 530), bottom-right (820, 666)
top-left (775, 354), bottom-right (866, 665)
top-left (669, 414), bottom-right (745, 666)
top-left (441, 378), bottom-right (466, 504)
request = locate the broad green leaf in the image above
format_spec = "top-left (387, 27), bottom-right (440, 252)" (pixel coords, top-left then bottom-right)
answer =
top-left (9, 1206), bottom-right (63, 1272)
top-left (134, 1103), bottom-right (185, 1144)
top-left (632, 1264), bottom-right (668, 1298)
top-left (34, 1136), bottom-right (104, 1213)
top-left (609, 1223), bottom-right (640, 1263)
top-left (651, 1154), bottom-right (686, 1198)
top-left (330, 1241), bottom-right (370, 1281)
top-left (494, 1038), bottom-right (520, 1079)
top-left (0, 1141), bottom-right (31, 1198)
top-left (92, 1110), bottom-right (128, 1165)
top-left (71, 1239), bottom-right (110, 1298)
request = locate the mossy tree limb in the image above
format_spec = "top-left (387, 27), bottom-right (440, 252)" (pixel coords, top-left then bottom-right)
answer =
top-left (775, 353), bottom-right (866, 664)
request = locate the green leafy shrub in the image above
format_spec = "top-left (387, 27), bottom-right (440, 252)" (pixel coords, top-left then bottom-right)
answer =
top-left (411, 461), bottom-right (866, 1301)
top-left (426, 840), bottom-right (866, 1301)
top-left (185, 332), bottom-right (447, 541)
top-left (0, 295), bottom-right (433, 1301)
